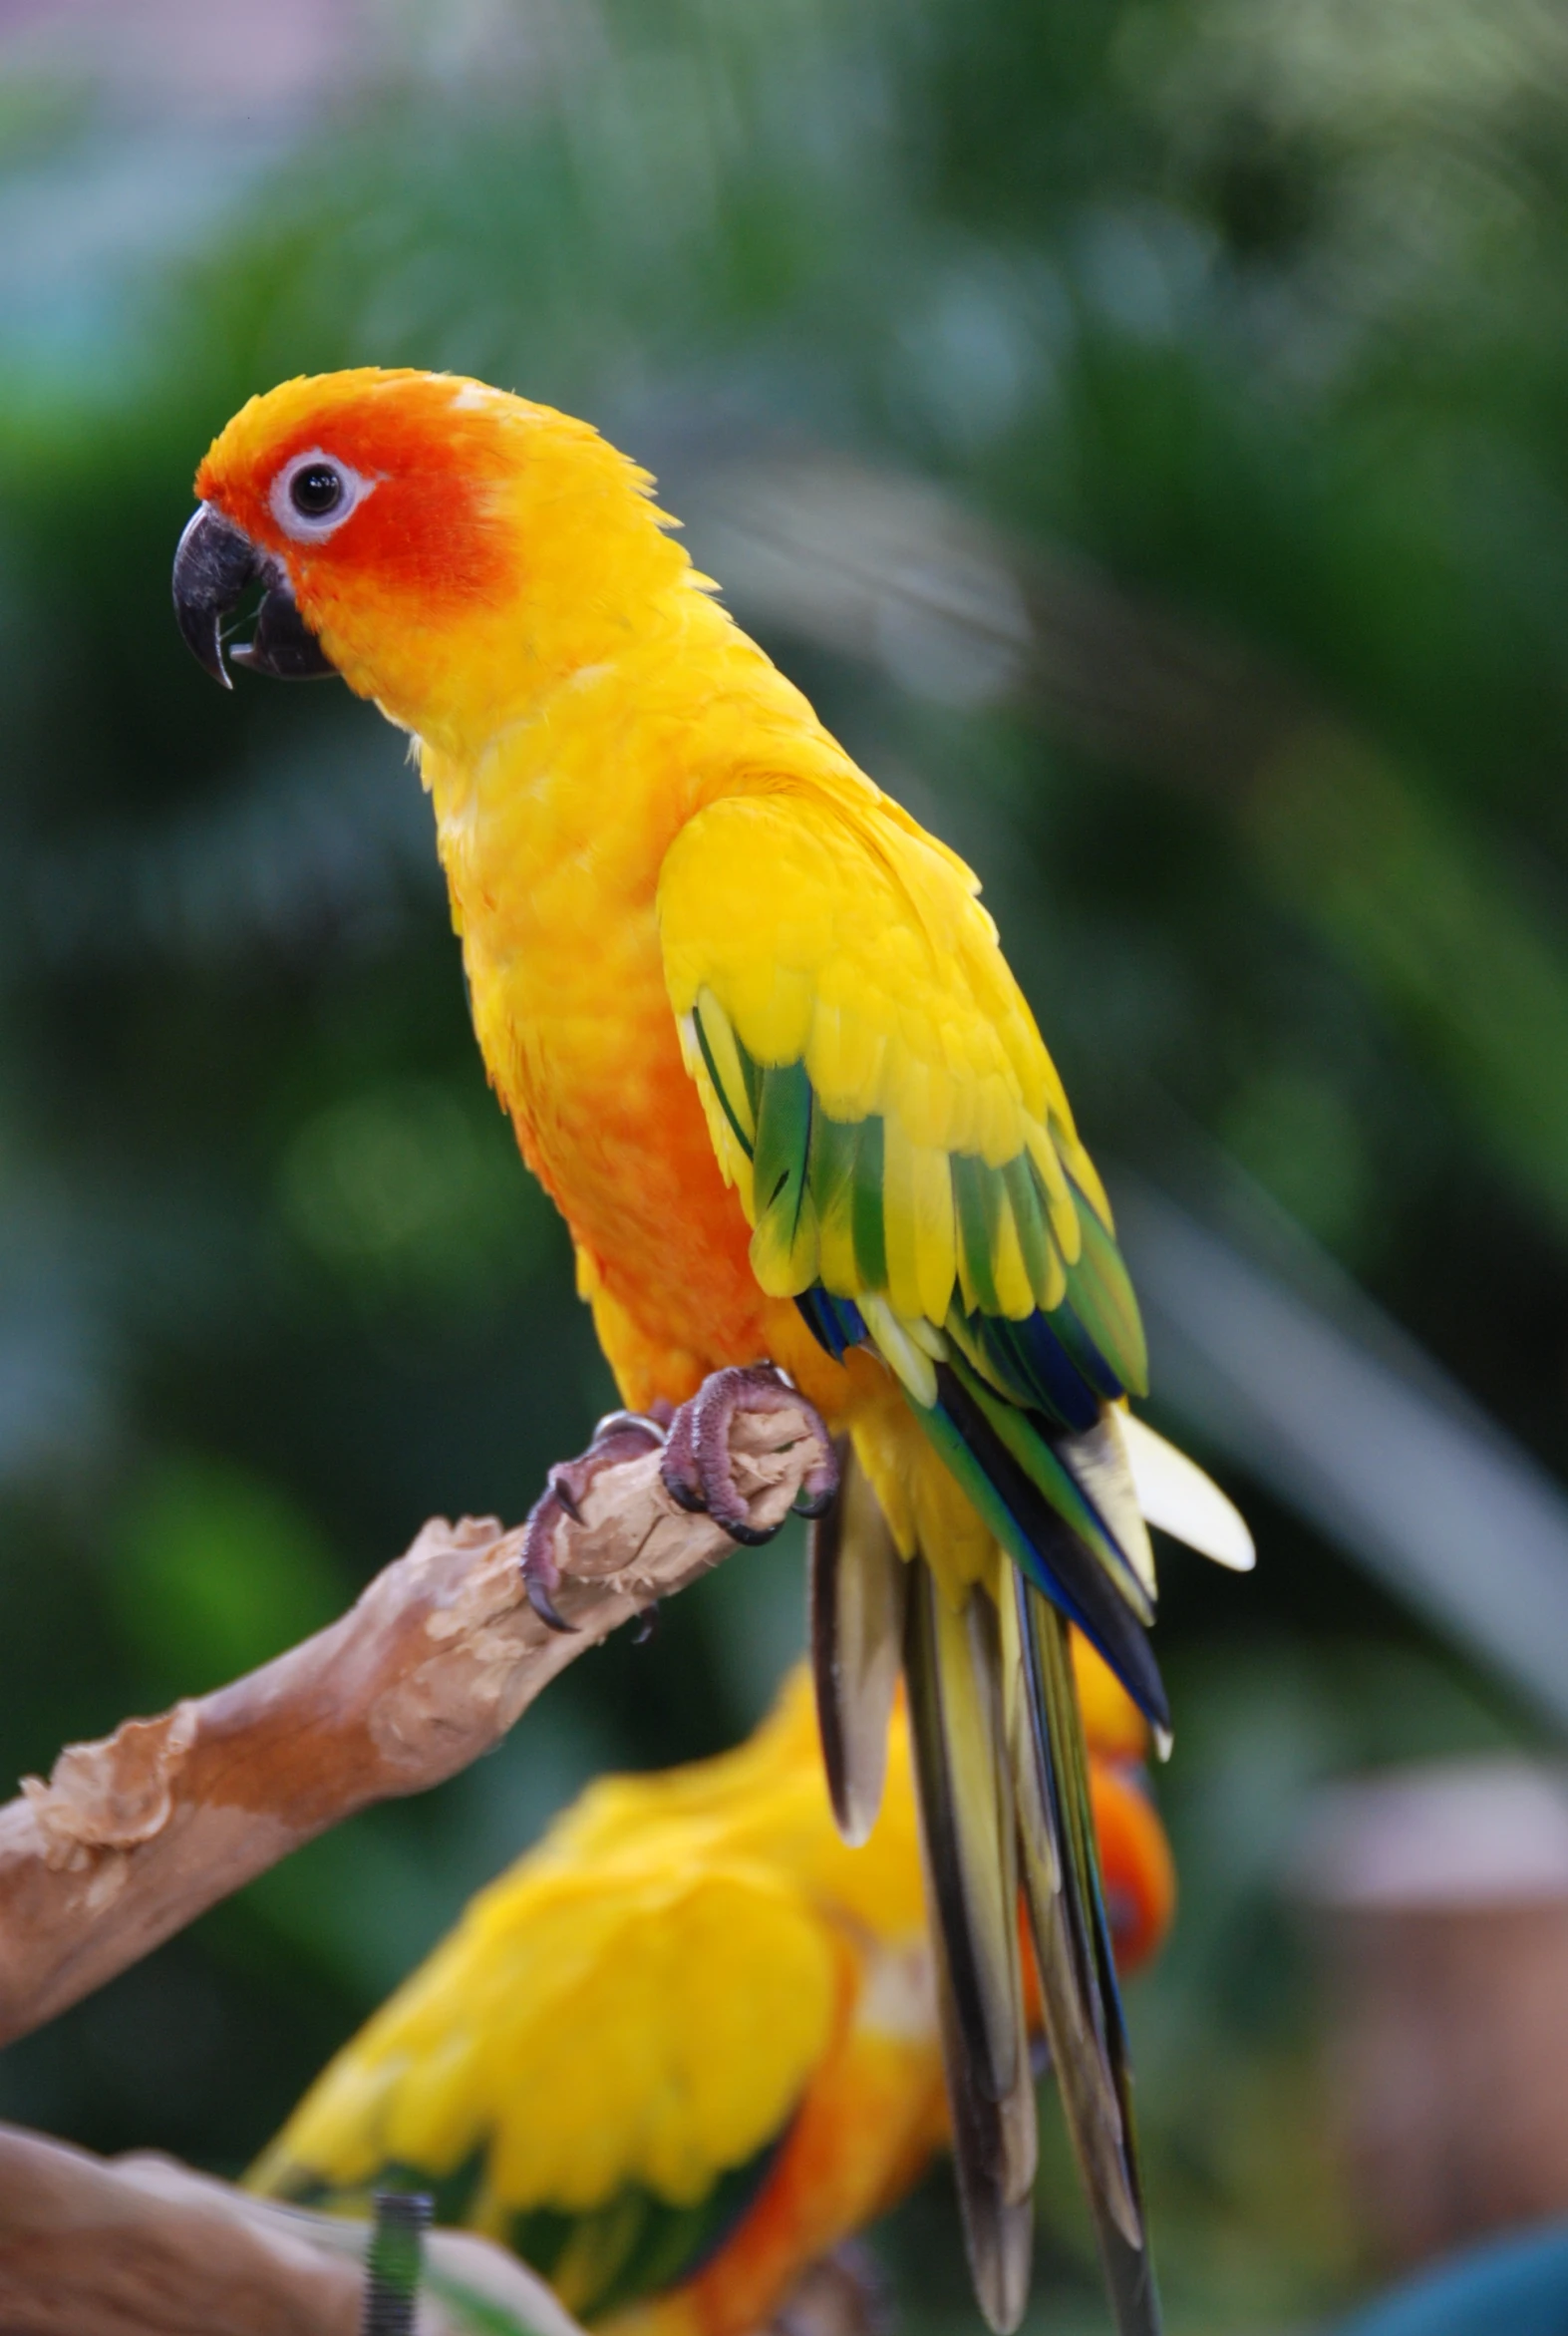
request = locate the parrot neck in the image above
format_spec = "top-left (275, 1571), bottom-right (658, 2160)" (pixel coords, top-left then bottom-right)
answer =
top-left (417, 577), bottom-right (757, 857)
top-left (414, 519), bottom-right (819, 910)
top-left (321, 402), bottom-right (713, 761)
top-left (411, 562), bottom-right (835, 1221)
top-left (412, 572), bottom-right (787, 1067)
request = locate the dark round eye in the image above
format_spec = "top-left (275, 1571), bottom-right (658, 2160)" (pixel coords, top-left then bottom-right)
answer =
top-left (289, 463), bottom-right (344, 519)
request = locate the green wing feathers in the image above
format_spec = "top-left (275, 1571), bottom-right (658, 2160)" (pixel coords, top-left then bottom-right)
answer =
top-left (661, 789), bottom-right (1145, 1408)
top-left (678, 964), bottom-right (1169, 1723)
top-left (679, 979), bottom-right (1145, 1414)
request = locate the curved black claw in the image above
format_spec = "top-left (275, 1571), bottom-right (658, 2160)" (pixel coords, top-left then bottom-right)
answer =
top-left (520, 1409), bottom-right (668, 1632)
top-left (660, 1364), bottom-right (839, 1546)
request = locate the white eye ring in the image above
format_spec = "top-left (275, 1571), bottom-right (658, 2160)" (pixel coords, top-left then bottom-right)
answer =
top-left (270, 449), bottom-right (377, 542)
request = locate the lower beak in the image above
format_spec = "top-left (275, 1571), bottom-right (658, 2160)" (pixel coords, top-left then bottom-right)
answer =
top-left (171, 503), bottom-right (339, 687)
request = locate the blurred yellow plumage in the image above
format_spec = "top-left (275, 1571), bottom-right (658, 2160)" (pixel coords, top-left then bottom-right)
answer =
top-left (252, 1655), bottom-right (1173, 2336)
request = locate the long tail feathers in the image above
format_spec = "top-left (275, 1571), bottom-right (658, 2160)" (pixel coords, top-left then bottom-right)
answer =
top-left (817, 1378), bottom-right (1191, 2335)
top-left (1004, 1569), bottom-right (1161, 2336)
top-left (811, 1431), bottom-right (1061, 2336)
top-left (898, 1388), bottom-right (1166, 2336)
top-left (903, 1555), bottom-right (1037, 2333)
top-left (809, 1441), bottom-right (908, 1844)
top-left (932, 1900), bottom-right (1035, 2336)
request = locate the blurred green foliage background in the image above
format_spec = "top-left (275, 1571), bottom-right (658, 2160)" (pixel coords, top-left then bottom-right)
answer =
top-left (2, 2), bottom-right (1567, 2329)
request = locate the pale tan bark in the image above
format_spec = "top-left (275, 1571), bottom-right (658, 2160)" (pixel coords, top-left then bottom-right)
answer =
top-left (0, 2121), bottom-right (579, 2336)
top-left (0, 1395), bottom-right (827, 2049)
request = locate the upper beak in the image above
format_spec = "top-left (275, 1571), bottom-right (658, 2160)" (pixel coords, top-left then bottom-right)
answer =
top-left (171, 503), bottom-right (339, 687)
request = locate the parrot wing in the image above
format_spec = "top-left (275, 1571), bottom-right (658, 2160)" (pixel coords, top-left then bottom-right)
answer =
top-left (660, 784), bottom-right (1164, 1706)
top-left (659, 781), bottom-right (1199, 2335)
top-left (250, 1851), bottom-right (843, 2323)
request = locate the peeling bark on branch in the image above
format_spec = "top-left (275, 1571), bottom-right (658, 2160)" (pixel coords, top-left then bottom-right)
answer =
top-left (0, 1395), bottom-right (828, 2049)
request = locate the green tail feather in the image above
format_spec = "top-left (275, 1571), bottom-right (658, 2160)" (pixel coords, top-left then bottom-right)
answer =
top-left (1004, 1573), bottom-right (1161, 2336)
top-left (929, 1895), bottom-right (1035, 2336)
top-left (903, 1554), bottom-right (1037, 2334)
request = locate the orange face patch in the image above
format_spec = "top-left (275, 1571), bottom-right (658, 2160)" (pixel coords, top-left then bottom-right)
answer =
top-left (195, 370), bottom-right (518, 619)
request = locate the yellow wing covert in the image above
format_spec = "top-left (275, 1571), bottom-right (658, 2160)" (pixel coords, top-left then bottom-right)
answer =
top-left (256, 1851), bottom-right (840, 2261)
top-left (659, 791), bottom-right (1112, 1313)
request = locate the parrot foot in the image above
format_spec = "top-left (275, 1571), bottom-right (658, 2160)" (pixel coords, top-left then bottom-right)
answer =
top-left (519, 1408), bottom-right (669, 1632)
top-left (660, 1365), bottom-right (839, 1546)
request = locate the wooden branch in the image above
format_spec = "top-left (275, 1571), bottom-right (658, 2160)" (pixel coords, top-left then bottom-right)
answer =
top-left (0, 1395), bottom-right (828, 2048)
top-left (0, 2120), bottom-right (582, 2336)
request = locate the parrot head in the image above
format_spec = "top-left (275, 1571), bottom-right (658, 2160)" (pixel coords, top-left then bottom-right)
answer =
top-left (173, 367), bottom-right (680, 742)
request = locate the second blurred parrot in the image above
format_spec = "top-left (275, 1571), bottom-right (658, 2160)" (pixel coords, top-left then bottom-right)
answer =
top-left (175, 368), bottom-right (1252, 2334)
top-left (252, 1651), bottom-right (1174, 2336)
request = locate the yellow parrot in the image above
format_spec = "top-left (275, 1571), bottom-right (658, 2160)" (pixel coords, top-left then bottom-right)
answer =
top-left (173, 368), bottom-right (1252, 2336)
top-left (251, 1655), bottom-right (1176, 2336)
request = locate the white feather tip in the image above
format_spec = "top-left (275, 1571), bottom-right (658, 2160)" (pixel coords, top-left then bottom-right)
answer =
top-left (1119, 1413), bottom-right (1255, 1573)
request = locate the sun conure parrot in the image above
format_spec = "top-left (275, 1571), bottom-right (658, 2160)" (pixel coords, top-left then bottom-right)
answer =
top-left (250, 1653), bottom-right (1175, 2336)
top-left (172, 368), bottom-right (1252, 2336)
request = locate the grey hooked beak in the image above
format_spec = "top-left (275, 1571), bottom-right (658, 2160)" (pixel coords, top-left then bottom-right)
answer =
top-left (171, 503), bottom-right (339, 687)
